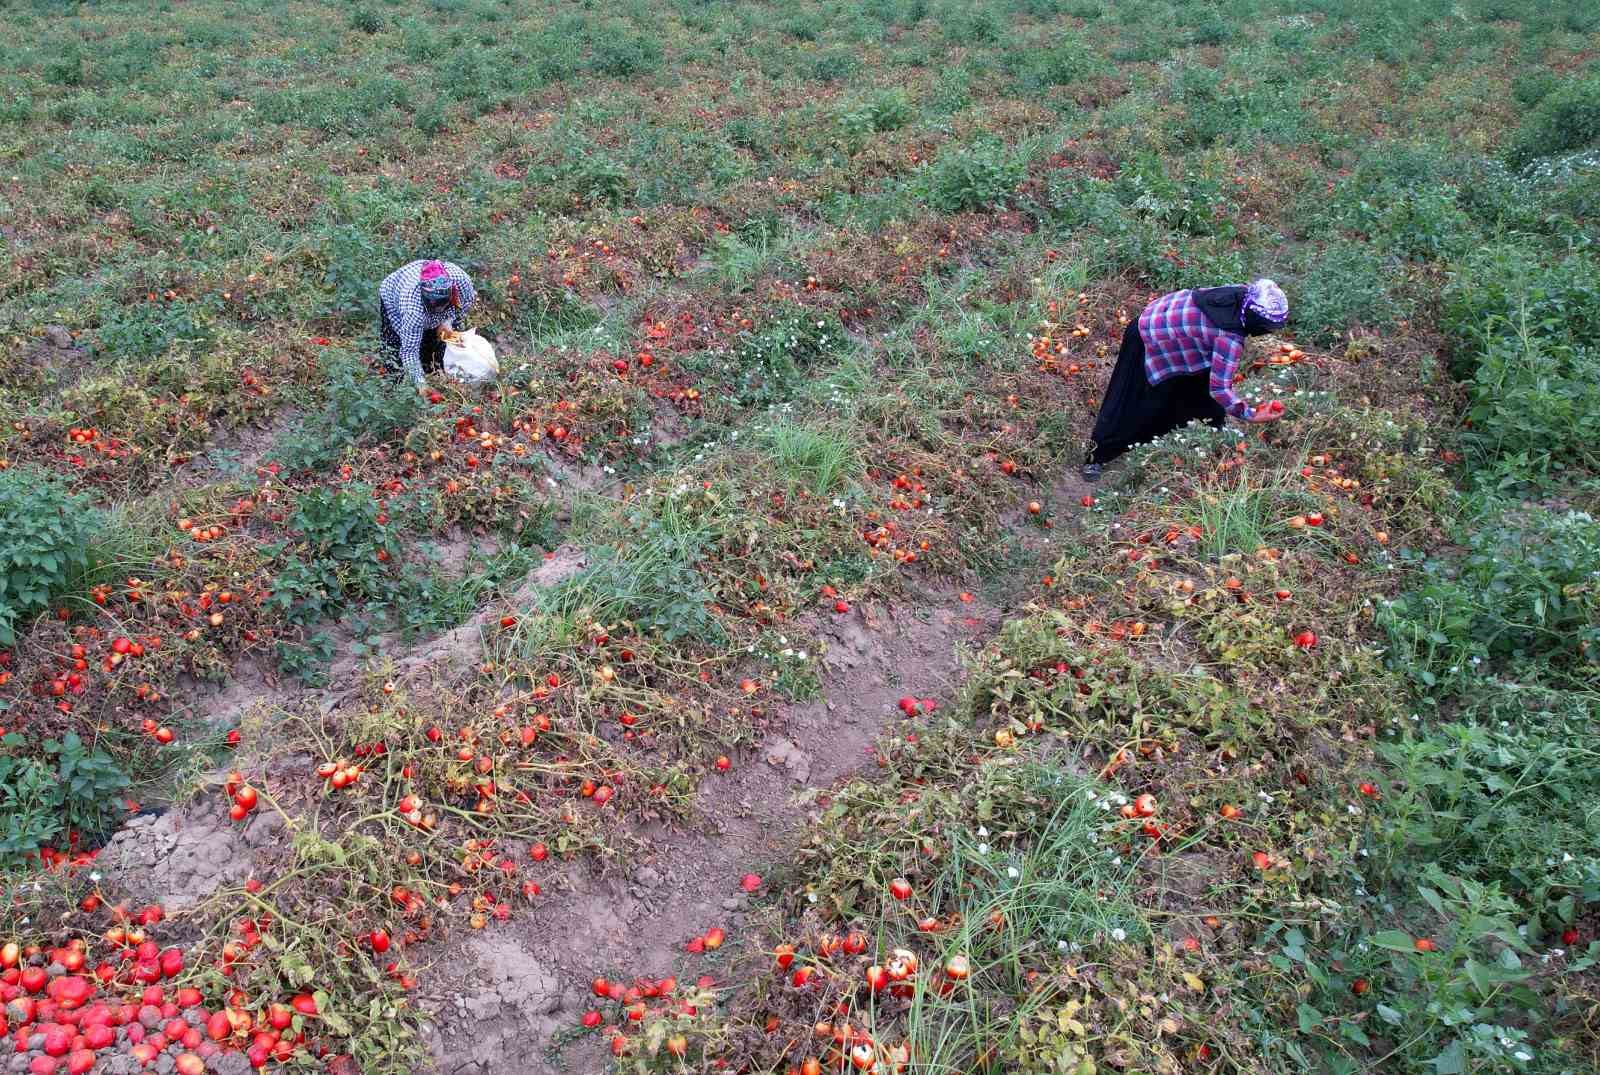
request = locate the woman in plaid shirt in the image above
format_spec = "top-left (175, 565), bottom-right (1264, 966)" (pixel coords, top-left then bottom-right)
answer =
top-left (378, 259), bottom-right (478, 388)
top-left (1082, 279), bottom-right (1288, 481)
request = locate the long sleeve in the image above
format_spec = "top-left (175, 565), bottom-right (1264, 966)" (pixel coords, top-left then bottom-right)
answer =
top-left (396, 314), bottom-right (426, 385)
top-left (1207, 335), bottom-right (1253, 419)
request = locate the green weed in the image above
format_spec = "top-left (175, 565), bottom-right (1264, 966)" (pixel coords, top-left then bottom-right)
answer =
top-left (0, 732), bottom-right (130, 865)
top-left (1378, 503), bottom-right (1600, 692)
top-left (0, 467), bottom-right (99, 647)
top-left (761, 420), bottom-right (862, 497)
top-left (1508, 72), bottom-right (1600, 166)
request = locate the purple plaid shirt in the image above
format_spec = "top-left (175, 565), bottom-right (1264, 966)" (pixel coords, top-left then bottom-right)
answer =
top-left (1138, 289), bottom-right (1252, 419)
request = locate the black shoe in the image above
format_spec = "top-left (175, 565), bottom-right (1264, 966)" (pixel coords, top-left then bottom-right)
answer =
top-left (1081, 463), bottom-right (1102, 483)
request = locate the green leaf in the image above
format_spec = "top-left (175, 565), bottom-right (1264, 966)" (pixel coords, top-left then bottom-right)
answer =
top-left (1376, 1004), bottom-right (1403, 1026)
top-left (1295, 1003), bottom-right (1321, 1032)
top-left (1431, 1039), bottom-right (1465, 1074)
top-left (1371, 930), bottom-right (1416, 952)
top-left (279, 952), bottom-right (316, 987)
top-left (1465, 958), bottom-right (1490, 997)
top-left (1492, 928), bottom-right (1534, 954)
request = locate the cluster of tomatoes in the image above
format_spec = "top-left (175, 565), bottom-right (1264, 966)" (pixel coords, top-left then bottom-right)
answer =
top-left (203, 905), bottom-right (350, 1068)
top-left (222, 771), bottom-right (261, 822)
top-left (581, 973), bottom-right (721, 1061)
top-left (1114, 791), bottom-right (1172, 843)
top-left (1, 547), bottom-right (277, 741)
top-left (881, 472), bottom-right (926, 514)
top-left (857, 514), bottom-right (928, 566)
top-left (0, 900), bottom-right (342, 1073)
top-left (314, 758), bottom-right (365, 791)
top-left (61, 426), bottom-right (137, 471)
top-left (173, 513), bottom-right (232, 543)
top-left (388, 394), bottom-right (592, 525)
top-left (683, 927), bottom-right (727, 955)
top-left (537, 236), bottom-right (639, 294)
top-left (13, 624), bottom-right (172, 726)
top-left (765, 919), bottom-right (955, 1074)
top-left (1029, 294), bottom-right (1121, 378)
top-left (445, 837), bottom-right (546, 929)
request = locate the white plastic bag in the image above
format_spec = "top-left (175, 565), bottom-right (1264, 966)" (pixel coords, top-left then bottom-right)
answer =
top-left (443, 330), bottom-right (499, 385)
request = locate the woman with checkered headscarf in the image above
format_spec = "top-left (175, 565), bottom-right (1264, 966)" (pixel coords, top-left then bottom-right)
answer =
top-left (1081, 279), bottom-right (1289, 482)
top-left (378, 259), bottom-right (478, 389)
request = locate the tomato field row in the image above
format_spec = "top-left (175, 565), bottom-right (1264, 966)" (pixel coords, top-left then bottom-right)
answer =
top-left (1, 1), bottom-right (1597, 1073)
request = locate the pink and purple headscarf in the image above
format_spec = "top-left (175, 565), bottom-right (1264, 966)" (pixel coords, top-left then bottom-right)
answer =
top-left (419, 260), bottom-right (454, 307)
top-left (1243, 278), bottom-right (1289, 325)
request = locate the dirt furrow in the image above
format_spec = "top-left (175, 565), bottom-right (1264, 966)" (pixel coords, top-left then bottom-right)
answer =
top-left (417, 583), bottom-right (999, 1074)
top-left (420, 469), bottom-right (1093, 1074)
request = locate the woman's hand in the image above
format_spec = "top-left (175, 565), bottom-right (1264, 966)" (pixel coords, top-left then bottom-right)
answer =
top-left (1247, 400), bottom-right (1285, 423)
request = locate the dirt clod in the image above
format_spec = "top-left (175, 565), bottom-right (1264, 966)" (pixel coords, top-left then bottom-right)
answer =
top-left (762, 735), bottom-right (812, 783)
top-left (100, 807), bottom-right (256, 909)
top-left (425, 935), bottom-right (563, 1074)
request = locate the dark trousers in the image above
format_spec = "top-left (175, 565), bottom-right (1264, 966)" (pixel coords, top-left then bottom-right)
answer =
top-left (1086, 321), bottom-right (1225, 465)
top-left (378, 302), bottom-right (445, 377)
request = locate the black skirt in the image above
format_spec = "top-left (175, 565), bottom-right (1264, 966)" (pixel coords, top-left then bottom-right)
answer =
top-left (1086, 320), bottom-right (1226, 465)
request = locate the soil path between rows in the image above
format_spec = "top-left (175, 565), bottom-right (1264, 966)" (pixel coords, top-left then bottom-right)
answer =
top-left (421, 469), bottom-right (1092, 1075)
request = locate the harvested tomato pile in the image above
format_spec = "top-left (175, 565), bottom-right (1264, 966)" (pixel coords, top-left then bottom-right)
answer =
top-left (0, 907), bottom-right (341, 1073)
